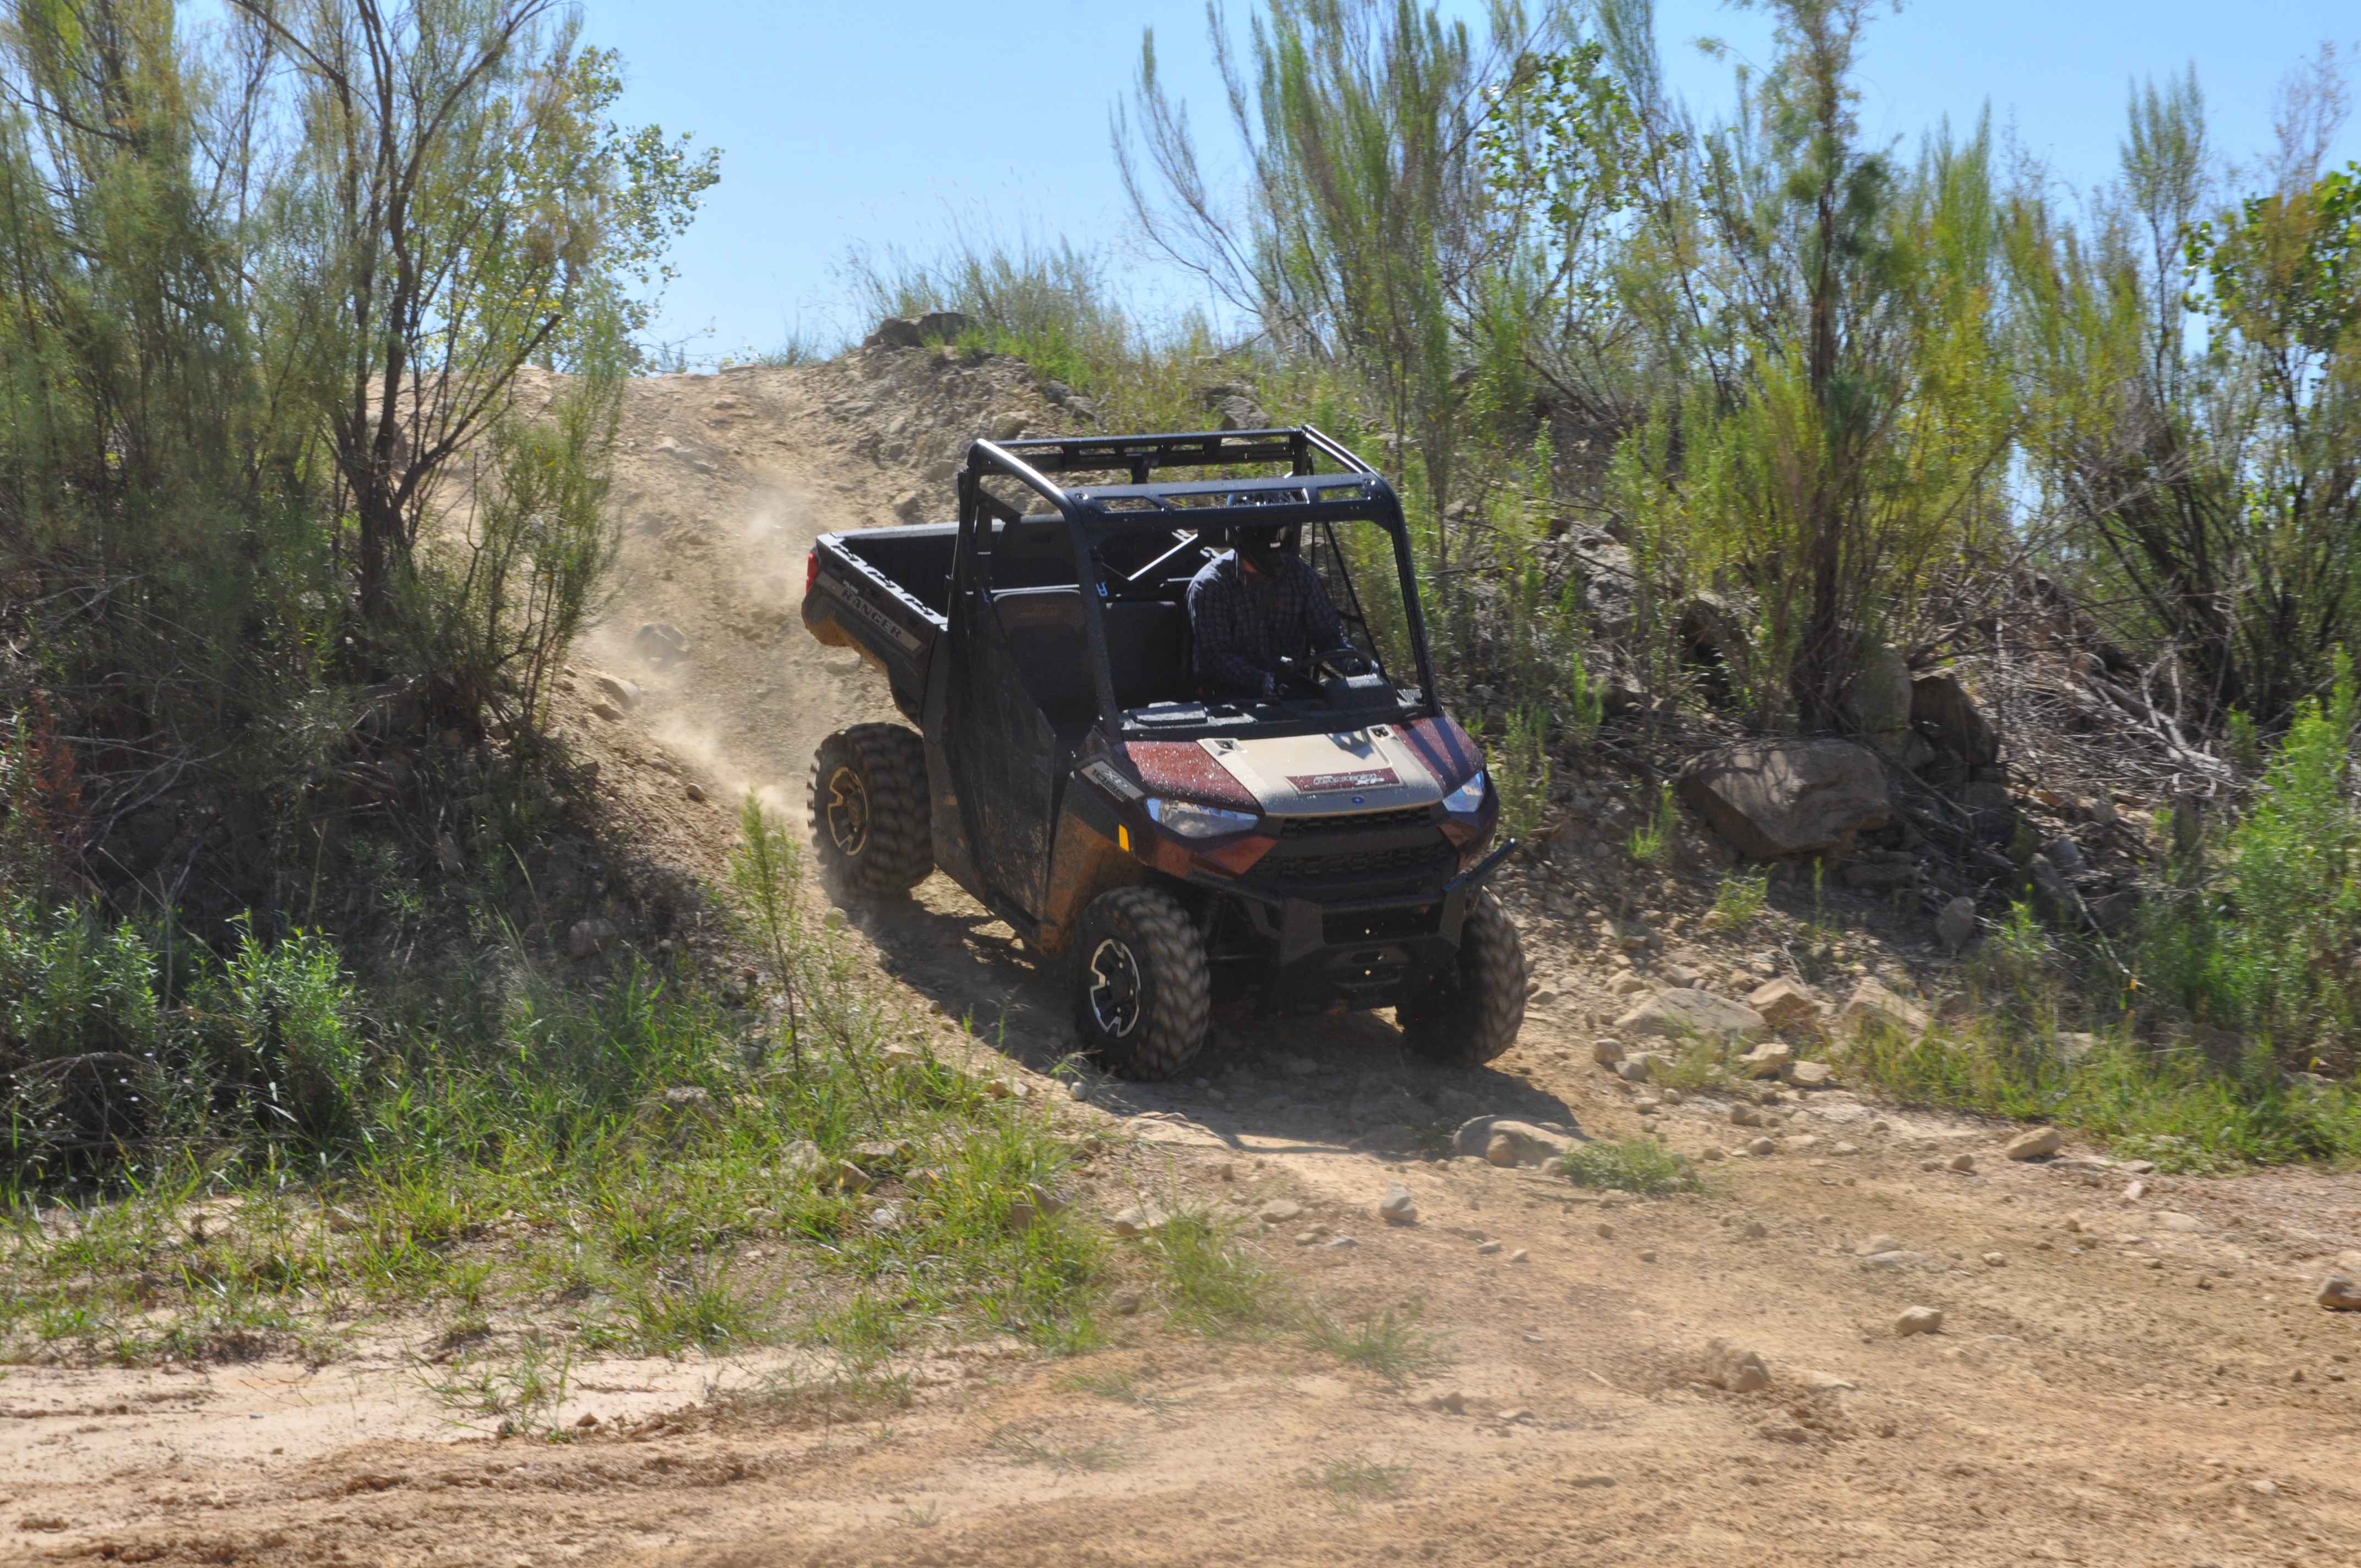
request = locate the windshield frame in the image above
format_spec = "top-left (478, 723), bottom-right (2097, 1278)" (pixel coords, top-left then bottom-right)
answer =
top-left (958, 429), bottom-right (1440, 738)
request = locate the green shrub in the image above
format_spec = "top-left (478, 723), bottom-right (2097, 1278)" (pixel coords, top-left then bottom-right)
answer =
top-left (2137, 665), bottom-right (2361, 1068)
top-left (1706, 870), bottom-right (1769, 932)
top-left (1556, 1135), bottom-right (1702, 1195)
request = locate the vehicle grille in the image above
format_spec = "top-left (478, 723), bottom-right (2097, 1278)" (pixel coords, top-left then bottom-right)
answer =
top-left (1279, 805), bottom-right (1436, 838)
top-left (1272, 842), bottom-right (1454, 881)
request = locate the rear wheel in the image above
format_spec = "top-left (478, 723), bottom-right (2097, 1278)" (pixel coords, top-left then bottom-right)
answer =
top-left (1396, 887), bottom-right (1526, 1067)
top-left (1073, 886), bottom-right (1209, 1081)
top-left (806, 724), bottom-right (933, 896)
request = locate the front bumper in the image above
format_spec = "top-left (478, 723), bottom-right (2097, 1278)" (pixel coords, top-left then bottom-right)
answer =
top-left (1223, 840), bottom-right (1517, 1014)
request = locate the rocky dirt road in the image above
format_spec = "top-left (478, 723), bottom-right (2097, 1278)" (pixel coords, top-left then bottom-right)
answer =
top-left (4, 355), bottom-right (2358, 1567)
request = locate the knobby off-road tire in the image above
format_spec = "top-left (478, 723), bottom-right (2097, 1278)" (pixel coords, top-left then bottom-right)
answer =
top-left (1396, 886), bottom-right (1526, 1067)
top-left (1073, 886), bottom-right (1210, 1081)
top-left (806, 723), bottom-right (933, 897)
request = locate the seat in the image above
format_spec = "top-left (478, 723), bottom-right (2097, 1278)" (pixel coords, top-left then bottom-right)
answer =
top-left (1102, 600), bottom-right (1190, 709)
top-left (990, 517), bottom-right (1079, 590)
top-left (993, 588), bottom-right (1193, 725)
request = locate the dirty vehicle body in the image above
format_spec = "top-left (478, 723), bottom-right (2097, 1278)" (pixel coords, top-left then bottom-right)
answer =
top-left (801, 428), bottom-right (1524, 1078)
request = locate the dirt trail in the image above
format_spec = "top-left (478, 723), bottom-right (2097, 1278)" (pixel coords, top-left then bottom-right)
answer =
top-left (6, 353), bottom-right (2361, 1567)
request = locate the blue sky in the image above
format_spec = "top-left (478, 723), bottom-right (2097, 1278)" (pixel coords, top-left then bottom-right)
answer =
top-left (586, 1), bottom-right (2360, 359)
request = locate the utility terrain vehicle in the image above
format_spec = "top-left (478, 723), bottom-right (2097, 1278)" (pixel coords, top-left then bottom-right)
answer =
top-left (800, 427), bottom-right (1524, 1079)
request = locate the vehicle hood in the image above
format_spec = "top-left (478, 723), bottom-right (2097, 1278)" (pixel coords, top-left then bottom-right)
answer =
top-left (1195, 724), bottom-right (1448, 818)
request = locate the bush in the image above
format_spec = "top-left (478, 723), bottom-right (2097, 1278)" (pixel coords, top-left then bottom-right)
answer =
top-left (2139, 666), bottom-right (2361, 1071)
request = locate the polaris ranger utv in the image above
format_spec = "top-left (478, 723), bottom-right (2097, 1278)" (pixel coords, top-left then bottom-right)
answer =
top-left (800, 427), bottom-right (1525, 1080)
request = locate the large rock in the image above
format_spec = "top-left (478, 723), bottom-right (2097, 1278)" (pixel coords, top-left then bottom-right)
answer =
top-left (2001, 1125), bottom-right (2062, 1161)
top-left (1837, 978), bottom-right (1930, 1039)
top-left (1452, 1116), bottom-right (1575, 1166)
top-left (1746, 978), bottom-right (1828, 1033)
top-left (864, 309), bottom-right (971, 349)
top-left (1910, 669), bottom-right (1998, 767)
top-left (1701, 1337), bottom-right (1772, 1392)
top-left (1679, 741), bottom-right (1890, 860)
top-left (1852, 644), bottom-right (1917, 760)
top-left (1613, 988), bottom-right (1767, 1044)
top-left (1936, 895), bottom-right (1978, 953)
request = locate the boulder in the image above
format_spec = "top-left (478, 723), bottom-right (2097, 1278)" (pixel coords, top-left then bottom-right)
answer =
top-left (1782, 1059), bottom-right (1837, 1088)
top-left (1591, 1038), bottom-right (1626, 1066)
top-left (1108, 1203), bottom-right (1173, 1237)
top-left (1213, 394), bottom-right (1267, 431)
top-left (1701, 1337), bottom-right (1772, 1393)
top-left (1745, 977), bottom-right (1827, 1032)
top-left (1678, 596), bottom-right (1749, 667)
top-left (567, 917), bottom-right (621, 960)
top-left (2001, 1125), bottom-right (2062, 1161)
top-left (1852, 644), bottom-right (1918, 761)
top-left (1615, 1052), bottom-right (1673, 1083)
top-left (1378, 1183), bottom-right (1420, 1225)
top-left (1678, 741), bottom-right (1890, 860)
top-left (1454, 1117), bottom-right (1575, 1167)
top-left (1613, 988), bottom-right (1767, 1044)
top-left (864, 311), bottom-right (970, 349)
top-left (1910, 669), bottom-right (1998, 767)
top-left (634, 621), bottom-right (692, 667)
top-left (1894, 1305), bottom-right (1945, 1338)
top-left (1837, 978), bottom-right (1930, 1039)
top-left (1936, 895), bottom-right (1978, 954)
top-left (1737, 1040), bottom-right (1795, 1080)
top-left (2320, 1276), bottom-right (2361, 1311)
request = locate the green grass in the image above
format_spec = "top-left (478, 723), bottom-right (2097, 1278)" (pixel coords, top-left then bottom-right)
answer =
top-left (1628, 783), bottom-right (1679, 868)
top-left (989, 1425), bottom-right (1129, 1472)
top-left (0, 798), bottom-right (1114, 1378)
top-left (1555, 1135), bottom-right (1707, 1195)
top-left (1302, 1456), bottom-right (1411, 1511)
top-left (1707, 870), bottom-right (1770, 932)
top-left (1302, 1303), bottom-right (1443, 1382)
top-left (1836, 1025), bottom-right (2361, 1173)
top-left (1124, 1210), bottom-right (1290, 1337)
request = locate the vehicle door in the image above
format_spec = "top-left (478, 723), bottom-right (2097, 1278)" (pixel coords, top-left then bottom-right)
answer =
top-left (943, 507), bottom-right (1079, 920)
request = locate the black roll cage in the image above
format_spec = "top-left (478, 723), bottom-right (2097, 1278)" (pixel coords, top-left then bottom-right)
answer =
top-left (954, 427), bottom-right (1439, 733)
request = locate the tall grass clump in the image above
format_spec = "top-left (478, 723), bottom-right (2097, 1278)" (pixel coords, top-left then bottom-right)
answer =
top-left (1837, 1022), bottom-right (2361, 1174)
top-left (2139, 668), bottom-right (2361, 1071)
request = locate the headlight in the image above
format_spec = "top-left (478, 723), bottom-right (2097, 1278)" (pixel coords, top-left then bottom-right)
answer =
top-left (1146, 797), bottom-right (1260, 839)
top-left (1442, 770), bottom-right (1488, 814)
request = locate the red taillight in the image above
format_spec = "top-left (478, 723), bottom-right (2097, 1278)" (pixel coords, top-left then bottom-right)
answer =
top-left (804, 547), bottom-right (819, 596)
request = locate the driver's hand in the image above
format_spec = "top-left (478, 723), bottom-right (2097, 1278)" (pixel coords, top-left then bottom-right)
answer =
top-left (1258, 672), bottom-right (1280, 701)
top-left (1335, 653), bottom-right (1372, 677)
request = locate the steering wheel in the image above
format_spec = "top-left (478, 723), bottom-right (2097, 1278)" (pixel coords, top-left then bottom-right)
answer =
top-left (1308, 644), bottom-right (1374, 680)
top-left (1272, 646), bottom-right (1372, 696)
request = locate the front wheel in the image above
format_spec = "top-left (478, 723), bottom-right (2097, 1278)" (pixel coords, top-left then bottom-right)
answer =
top-left (1396, 887), bottom-right (1526, 1067)
top-left (1072, 886), bottom-right (1209, 1081)
top-left (806, 724), bottom-right (933, 897)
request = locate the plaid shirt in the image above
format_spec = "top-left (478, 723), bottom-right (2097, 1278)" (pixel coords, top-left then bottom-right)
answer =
top-left (1187, 550), bottom-right (1346, 697)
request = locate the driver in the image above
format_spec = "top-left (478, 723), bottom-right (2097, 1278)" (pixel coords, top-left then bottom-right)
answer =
top-left (1187, 525), bottom-right (1351, 701)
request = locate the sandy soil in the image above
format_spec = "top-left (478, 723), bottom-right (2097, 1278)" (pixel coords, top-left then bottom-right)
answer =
top-left (6, 351), bottom-right (2359, 1568)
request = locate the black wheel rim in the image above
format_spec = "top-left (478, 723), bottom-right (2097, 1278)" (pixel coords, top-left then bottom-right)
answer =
top-left (1086, 937), bottom-right (1144, 1039)
top-left (824, 765), bottom-right (871, 857)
